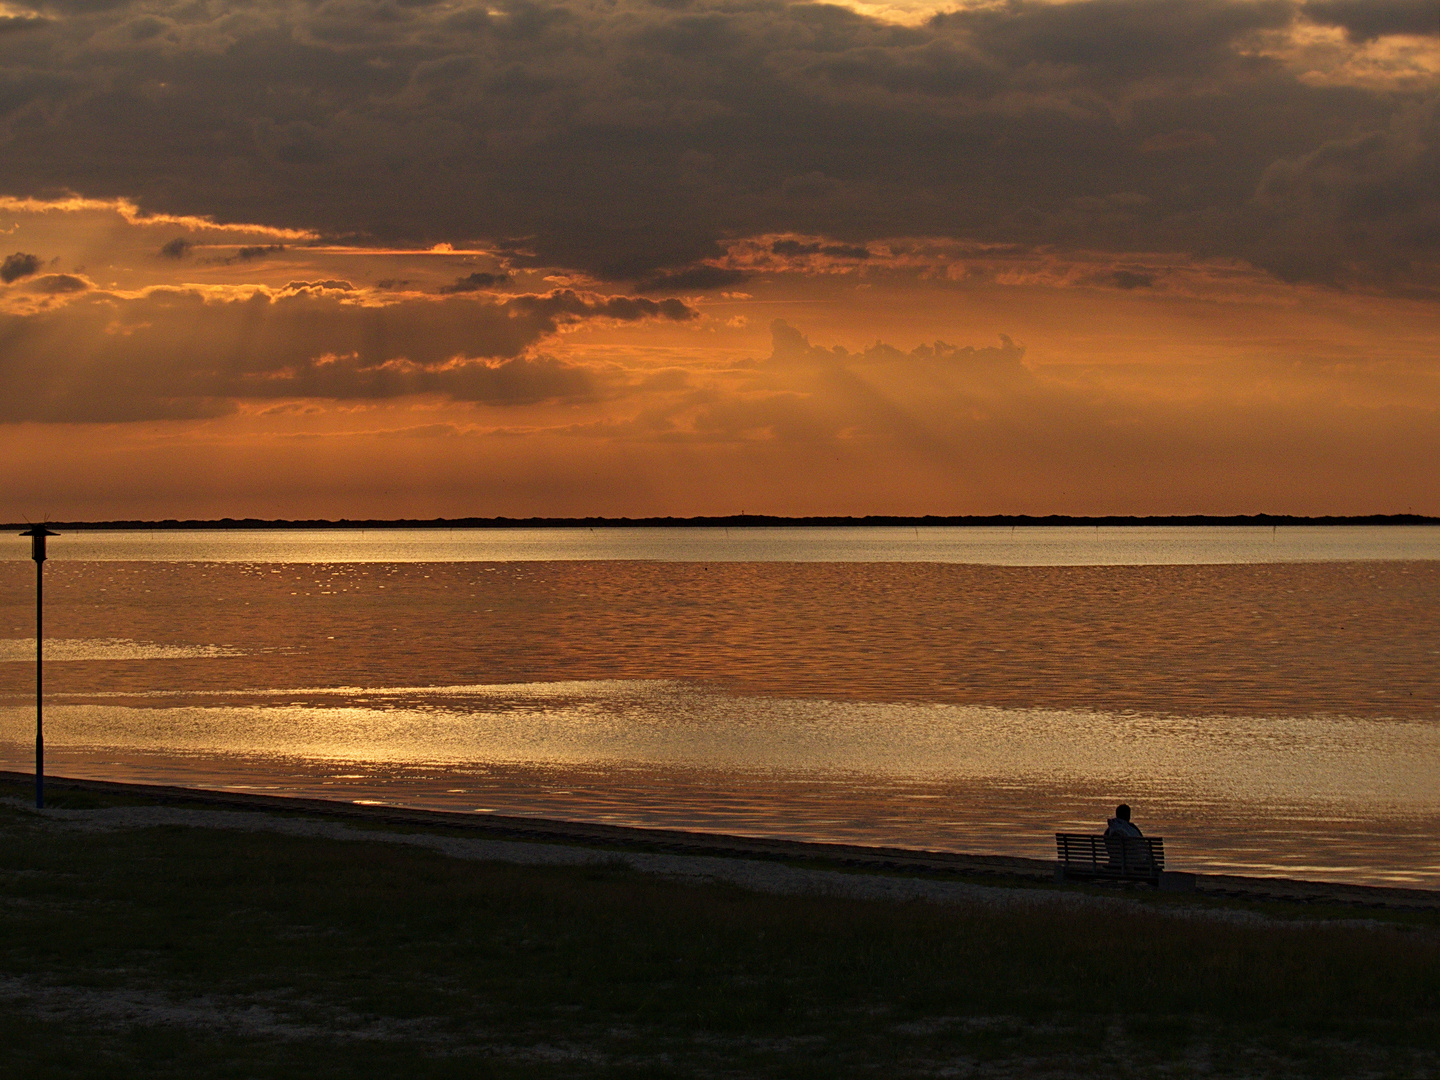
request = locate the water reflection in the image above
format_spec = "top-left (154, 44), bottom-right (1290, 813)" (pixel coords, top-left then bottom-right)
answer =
top-left (3, 525), bottom-right (1438, 565)
top-left (0, 638), bottom-right (244, 662)
top-left (1, 680), bottom-right (1437, 887)
top-left (1, 545), bottom-right (1435, 889)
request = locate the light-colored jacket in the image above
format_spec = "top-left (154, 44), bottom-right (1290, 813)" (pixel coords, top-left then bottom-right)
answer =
top-left (1105, 816), bottom-right (1142, 838)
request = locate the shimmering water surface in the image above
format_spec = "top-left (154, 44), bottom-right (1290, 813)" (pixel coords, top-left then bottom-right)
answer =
top-left (1, 528), bottom-right (1437, 887)
top-left (5, 524), bottom-right (1439, 565)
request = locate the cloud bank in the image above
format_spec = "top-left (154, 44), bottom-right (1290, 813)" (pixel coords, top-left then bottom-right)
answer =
top-left (0, 283), bottom-right (696, 421)
top-left (0, 0), bottom-right (1434, 516)
top-left (0, 0), bottom-right (1433, 292)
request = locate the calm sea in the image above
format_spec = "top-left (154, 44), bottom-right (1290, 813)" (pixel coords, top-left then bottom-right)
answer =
top-left (5, 524), bottom-right (1437, 565)
top-left (2, 526), bottom-right (1437, 888)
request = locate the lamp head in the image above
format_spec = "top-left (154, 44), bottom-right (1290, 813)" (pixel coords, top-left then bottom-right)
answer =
top-left (19, 525), bottom-right (58, 564)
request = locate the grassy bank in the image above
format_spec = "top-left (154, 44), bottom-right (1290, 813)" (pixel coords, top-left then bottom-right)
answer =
top-left (1, 785), bottom-right (1437, 1078)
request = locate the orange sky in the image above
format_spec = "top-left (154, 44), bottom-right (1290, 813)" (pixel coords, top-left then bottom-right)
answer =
top-left (0, 1), bottom-right (1436, 518)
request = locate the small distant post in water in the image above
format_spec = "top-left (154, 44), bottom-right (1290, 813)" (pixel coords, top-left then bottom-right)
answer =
top-left (21, 525), bottom-right (58, 809)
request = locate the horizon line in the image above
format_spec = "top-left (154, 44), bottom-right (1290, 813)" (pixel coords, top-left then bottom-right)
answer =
top-left (5, 513), bottom-right (1437, 531)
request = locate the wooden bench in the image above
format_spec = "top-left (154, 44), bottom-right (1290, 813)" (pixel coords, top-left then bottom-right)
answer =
top-left (1055, 833), bottom-right (1164, 886)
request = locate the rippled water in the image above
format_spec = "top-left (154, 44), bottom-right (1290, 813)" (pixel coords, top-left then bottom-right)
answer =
top-left (0, 529), bottom-right (1436, 887)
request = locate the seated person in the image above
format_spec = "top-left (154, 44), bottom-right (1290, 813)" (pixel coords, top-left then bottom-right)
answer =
top-left (1103, 803), bottom-right (1151, 869)
top-left (1105, 803), bottom-right (1142, 838)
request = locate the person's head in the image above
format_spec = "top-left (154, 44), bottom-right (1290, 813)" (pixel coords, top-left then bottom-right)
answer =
top-left (1115, 804), bottom-right (1131, 821)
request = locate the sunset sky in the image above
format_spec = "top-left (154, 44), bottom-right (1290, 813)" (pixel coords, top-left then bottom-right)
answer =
top-left (0, 0), bottom-right (1436, 519)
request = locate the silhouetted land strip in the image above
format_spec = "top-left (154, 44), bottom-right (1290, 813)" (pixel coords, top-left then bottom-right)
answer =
top-left (6, 513), bottom-right (1438, 530)
top-left (3, 773), bottom-right (1438, 1078)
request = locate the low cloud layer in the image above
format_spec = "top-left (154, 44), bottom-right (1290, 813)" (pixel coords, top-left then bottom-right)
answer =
top-left (0, 285), bottom-right (695, 421)
top-left (0, 0), bottom-right (1433, 292)
top-left (1302, 0), bottom-right (1436, 41)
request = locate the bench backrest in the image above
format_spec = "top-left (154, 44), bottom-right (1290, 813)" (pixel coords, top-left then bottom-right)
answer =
top-left (1055, 833), bottom-right (1165, 873)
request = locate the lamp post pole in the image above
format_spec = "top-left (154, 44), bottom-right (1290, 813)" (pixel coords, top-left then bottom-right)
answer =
top-left (21, 526), bottom-right (57, 809)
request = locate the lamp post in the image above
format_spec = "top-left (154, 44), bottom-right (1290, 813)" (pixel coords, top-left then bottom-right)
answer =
top-left (20, 525), bottom-right (57, 809)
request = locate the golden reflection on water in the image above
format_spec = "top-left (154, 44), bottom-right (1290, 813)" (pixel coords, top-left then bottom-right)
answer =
top-left (2, 686), bottom-right (1435, 803)
top-left (0, 558), bottom-right (1436, 886)
top-left (2, 559), bottom-right (1436, 717)
top-left (0, 638), bottom-right (243, 662)
top-left (7, 525), bottom-right (1439, 565)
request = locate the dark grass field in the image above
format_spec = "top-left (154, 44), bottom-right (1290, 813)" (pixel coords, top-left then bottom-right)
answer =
top-left (2, 783), bottom-right (1438, 1078)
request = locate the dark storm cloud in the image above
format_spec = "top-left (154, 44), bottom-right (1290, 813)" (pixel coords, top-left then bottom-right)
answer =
top-left (225, 244), bottom-right (287, 263)
top-left (770, 240), bottom-right (870, 260)
top-left (1302, 0), bottom-right (1437, 41)
top-left (1, 252), bottom-right (42, 282)
top-left (1112, 269), bottom-right (1155, 290)
top-left (999, 0), bottom-right (1291, 72)
top-left (634, 265), bottom-right (751, 293)
top-left (1253, 100), bottom-right (1439, 284)
top-left (162, 239), bottom-right (287, 264)
top-left (0, 0), bottom-right (1434, 291)
top-left (0, 287), bottom-right (692, 421)
top-left (439, 271), bottom-right (512, 293)
top-left (506, 290), bottom-right (698, 330)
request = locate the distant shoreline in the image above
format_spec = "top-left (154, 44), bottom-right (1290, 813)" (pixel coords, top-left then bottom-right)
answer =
top-left (3, 513), bottom-right (1437, 530)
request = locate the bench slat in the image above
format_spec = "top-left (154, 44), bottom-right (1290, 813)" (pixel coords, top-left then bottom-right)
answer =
top-left (1055, 833), bottom-right (1165, 883)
